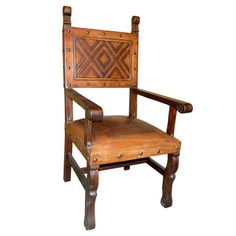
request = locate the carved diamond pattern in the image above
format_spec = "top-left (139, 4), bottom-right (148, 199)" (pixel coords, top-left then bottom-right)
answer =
top-left (74, 37), bottom-right (131, 79)
top-left (97, 49), bottom-right (112, 70)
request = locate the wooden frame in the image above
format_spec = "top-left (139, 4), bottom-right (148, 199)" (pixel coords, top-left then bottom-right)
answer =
top-left (62, 6), bottom-right (193, 230)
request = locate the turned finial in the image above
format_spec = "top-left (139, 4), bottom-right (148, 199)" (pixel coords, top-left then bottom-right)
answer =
top-left (132, 16), bottom-right (140, 33)
top-left (63, 6), bottom-right (72, 26)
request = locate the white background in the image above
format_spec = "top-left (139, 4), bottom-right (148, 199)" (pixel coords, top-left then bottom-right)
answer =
top-left (0, 0), bottom-right (236, 235)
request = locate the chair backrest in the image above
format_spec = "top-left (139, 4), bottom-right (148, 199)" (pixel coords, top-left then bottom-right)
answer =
top-left (62, 6), bottom-right (140, 88)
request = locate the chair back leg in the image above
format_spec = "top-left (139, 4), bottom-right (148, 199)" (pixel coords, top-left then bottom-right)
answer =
top-left (63, 134), bottom-right (72, 182)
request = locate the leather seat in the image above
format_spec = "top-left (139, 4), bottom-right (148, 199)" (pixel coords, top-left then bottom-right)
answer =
top-left (66, 116), bottom-right (181, 165)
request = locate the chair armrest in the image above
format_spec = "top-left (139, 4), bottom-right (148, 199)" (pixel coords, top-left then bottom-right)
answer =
top-left (65, 89), bottom-right (103, 121)
top-left (133, 88), bottom-right (193, 113)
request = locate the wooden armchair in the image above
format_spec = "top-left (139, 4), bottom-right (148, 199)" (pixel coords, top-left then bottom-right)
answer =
top-left (62, 6), bottom-right (193, 230)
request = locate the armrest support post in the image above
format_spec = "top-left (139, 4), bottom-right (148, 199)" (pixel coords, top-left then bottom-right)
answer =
top-left (167, 107), bottom-right (177, 136)
top-left (129, 88), bottom-right (137, 118)
top-left (84, 118), bottom-right (92, 147)
top-left (64, 93), bottom-right (73, 124)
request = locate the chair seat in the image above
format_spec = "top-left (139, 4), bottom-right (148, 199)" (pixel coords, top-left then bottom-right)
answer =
top-left (66, 116), bottom-right (181, 165)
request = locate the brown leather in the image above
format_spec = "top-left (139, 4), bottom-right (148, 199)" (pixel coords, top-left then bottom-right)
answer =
top-left (66, 116), bottom-right (181, 165)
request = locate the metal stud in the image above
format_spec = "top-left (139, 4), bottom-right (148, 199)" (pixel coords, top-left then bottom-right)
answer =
top-left (67, 66), bottom-right (71, 70)
top-left (139, 152), bottom-right (143, 156)
top-left (67, 83), bottom-right (71, 87)
top-left (118, 154), bottom-right (122, 159)
top-left (87, 141), bottom-right (91, 147)
top-left (156, 149), bottom-right (160, 154)
top-left (89, 191), bottom-right (96, 197)
top-left (87, 82), bottom-right (90, 86)
top-left (170, 174), bottom-right (175, 179)
top-left (66, 48), bottom-right (70, 52)
top-left (67, 29), bottom-right (71, 33)
top-left (93, 157), bottom-right (97, 162)
top-left (102, 32), bottom-right (105, 36)
top-left (86, 31), bottom-right (89, 34)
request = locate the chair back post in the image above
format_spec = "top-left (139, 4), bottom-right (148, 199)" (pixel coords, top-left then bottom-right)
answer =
top-left (129, 16), bottom-right (140, 118)
top-left (63, 6), bottom-right (72, 27)
top-left (63, 6), bottom-right (73, 124)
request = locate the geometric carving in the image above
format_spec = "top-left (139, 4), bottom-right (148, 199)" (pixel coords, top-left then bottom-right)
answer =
top-left (74, 37), bottom-right (131, 79)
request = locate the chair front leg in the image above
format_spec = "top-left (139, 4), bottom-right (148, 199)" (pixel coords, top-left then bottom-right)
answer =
top-left (84, 165), bottom-right (99, 230)
top-left (161, 152), bottom-right (179, 208)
